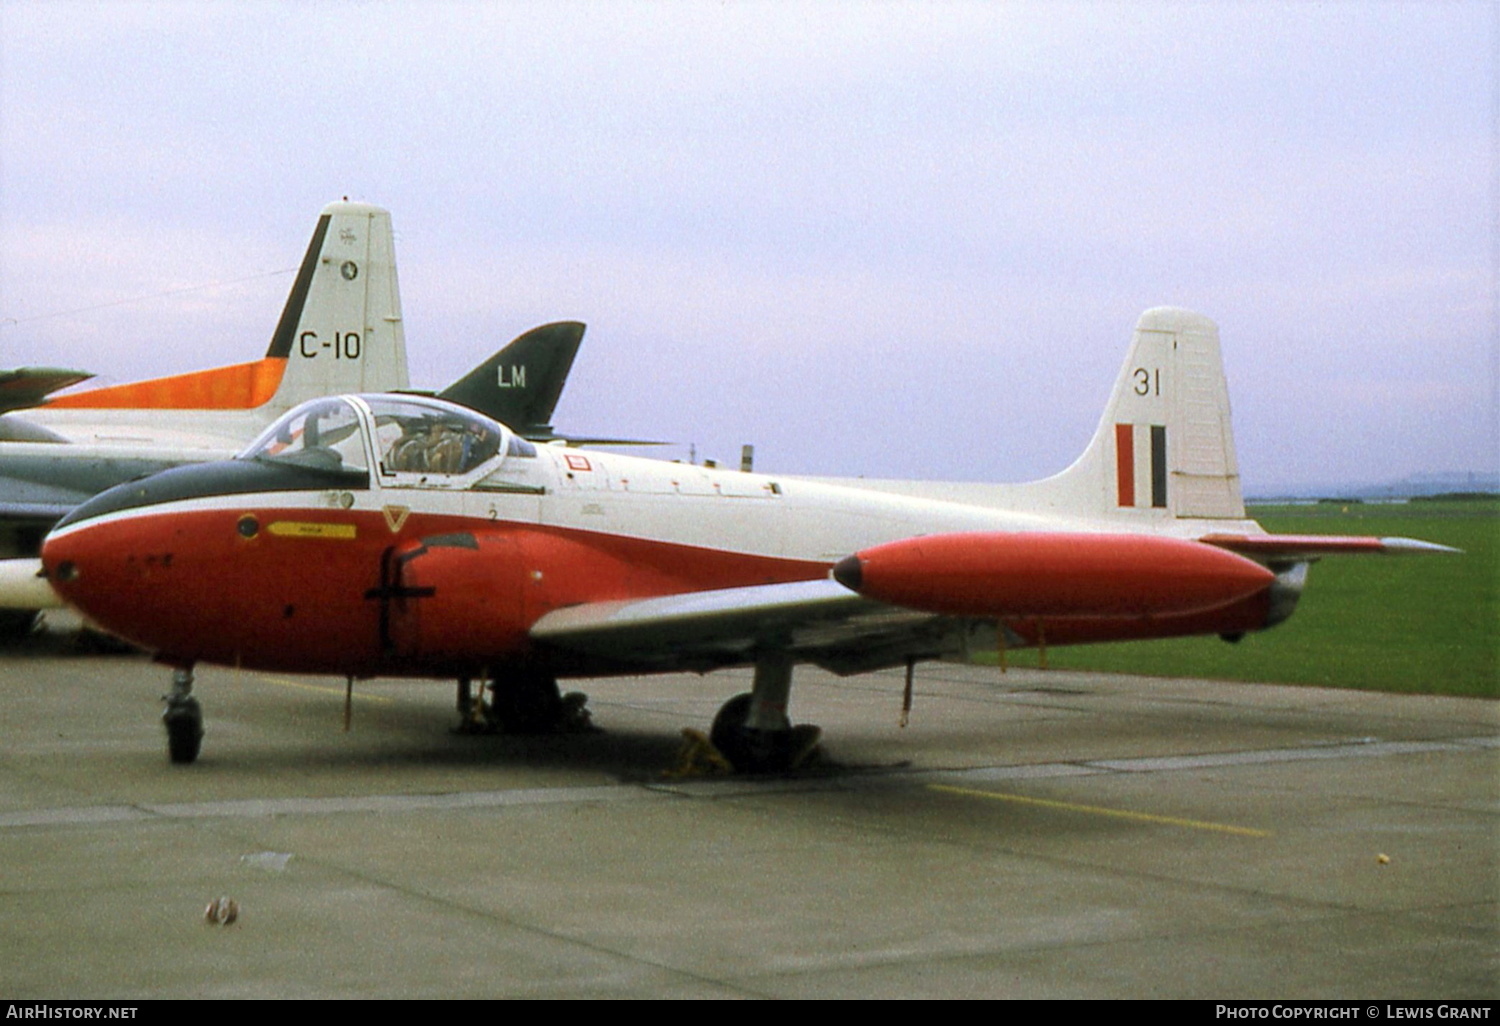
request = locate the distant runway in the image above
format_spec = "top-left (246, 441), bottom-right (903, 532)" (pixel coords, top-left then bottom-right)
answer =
top-left (0, 634), bottom-right (1494, 998)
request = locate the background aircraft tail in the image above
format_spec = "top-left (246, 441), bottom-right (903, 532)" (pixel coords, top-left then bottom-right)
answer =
top-left (434, 321), bottom-right (668, 447)
top-left (1039, 306), bottom-right (1245, 521)
top-left (46, 200), bottom-right (409, 411)
top-left (437, 321), bottom-right (585, 436)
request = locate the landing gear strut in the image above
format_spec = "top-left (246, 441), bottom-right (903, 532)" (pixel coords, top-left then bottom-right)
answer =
top-left (455, 677), bottom-right (487, 733)
top-left (471, 671), bottom-right (592, 734)
top-left (708, 652), bottom-right (821, 773)
top-left (162, 666), bottom-right (203, 765)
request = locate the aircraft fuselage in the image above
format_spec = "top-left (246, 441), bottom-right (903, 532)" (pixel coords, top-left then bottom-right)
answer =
top-left (41, 395), bottom-right (1280, 679)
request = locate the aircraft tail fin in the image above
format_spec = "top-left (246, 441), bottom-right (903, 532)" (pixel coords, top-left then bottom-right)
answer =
top-left (437, 322), bottom-right (585, 435)
top-left (262, 200), bottom-right (409, 402)
top-left (1044, 307), bottom-right (1245, 520)
top-left (46, 201), bottom-right (409, 411)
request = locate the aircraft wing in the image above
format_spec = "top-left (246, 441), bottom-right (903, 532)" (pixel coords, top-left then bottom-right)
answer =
top-left (529, 578), bottom-right (946, 676)
top-left (0, 450), bottom-right (195, 550)
top-left (0, 489), bottom-right (92, 523)
top-left (529, 532), bottom-right (1332, 677)
top-left (0, 368), bottom-right (94, 414)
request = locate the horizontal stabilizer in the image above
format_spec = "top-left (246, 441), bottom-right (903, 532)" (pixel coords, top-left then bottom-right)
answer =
top-left (0, 368), bottom-right (95, 414)
top-left (1201, 534), bottom-right (1462, 559)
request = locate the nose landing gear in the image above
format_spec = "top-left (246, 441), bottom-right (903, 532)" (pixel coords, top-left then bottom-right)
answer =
top-left (162, 666), bottom-right (203, 764)
top-left (454, 672), bottom-right (593, 734)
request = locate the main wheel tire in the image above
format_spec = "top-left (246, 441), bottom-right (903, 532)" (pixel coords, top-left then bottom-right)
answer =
top-left (164, 698), bottom-right (203, 764)
top-left (709, 692), bottom-right (805, 774)
top-left (709, 692), bottom-right (755, 750)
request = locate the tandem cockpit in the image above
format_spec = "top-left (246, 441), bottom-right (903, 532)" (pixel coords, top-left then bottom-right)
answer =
top-left (240, 395), bottom-right (537, 489)
top-left (51, 394), bottom-right (541, 532)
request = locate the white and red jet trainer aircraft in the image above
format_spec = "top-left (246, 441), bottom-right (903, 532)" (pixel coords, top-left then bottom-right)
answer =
top-left (38, 308), bottom-right (1453, 770)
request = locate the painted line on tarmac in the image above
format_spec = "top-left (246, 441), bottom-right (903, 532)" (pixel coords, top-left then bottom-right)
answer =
top-left (920, 736), bottom-right (1496, 837)
top-left (146, 785), bottom-right (669, 819)
top-left (0, 785), bottom-right (671, 829)
top-left (1084, 737), bottom-right (1472, 772)
top-left (0, 805), bottom-right (155, 828)
top-left (933, 736), bottom-right (1495, 783)
top-left (925, 783), bottom-right (1273, 837)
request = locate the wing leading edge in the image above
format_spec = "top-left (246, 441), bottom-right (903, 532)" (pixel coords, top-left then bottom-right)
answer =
top-left (529, 578), bottom-right (945, 676)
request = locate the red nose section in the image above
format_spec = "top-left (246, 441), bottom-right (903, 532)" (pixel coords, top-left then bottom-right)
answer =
top-left (42, 508), bottom-right (392, 673)
top-left (834, 531), bottom-right (1275, 619)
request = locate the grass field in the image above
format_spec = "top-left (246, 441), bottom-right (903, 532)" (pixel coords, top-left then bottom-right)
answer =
top-left (989, 498), bottom-right (1499, 697)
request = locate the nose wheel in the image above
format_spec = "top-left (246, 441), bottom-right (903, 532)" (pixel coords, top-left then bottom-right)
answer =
top-left (162, 667), bottom-right (203, 764)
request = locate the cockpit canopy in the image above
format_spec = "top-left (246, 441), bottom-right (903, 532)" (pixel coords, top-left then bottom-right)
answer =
top-left (240, 397), bottom-right (369, 473)
top-left (240, 395), bottom-right (534, 481)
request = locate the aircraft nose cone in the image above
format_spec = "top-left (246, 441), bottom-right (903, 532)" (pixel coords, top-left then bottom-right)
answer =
top-left (41, 528), bottom-right (102, 610)
top-left (40, 510), bottom-right (198, 656)
top-left (832, 554), bottom-right (863, 592)
top-left (41, 508), bottom-right (247, 665)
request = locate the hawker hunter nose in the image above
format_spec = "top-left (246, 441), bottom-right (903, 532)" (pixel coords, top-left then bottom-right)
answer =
top-left (39, 308), bottom-right (1456, 771)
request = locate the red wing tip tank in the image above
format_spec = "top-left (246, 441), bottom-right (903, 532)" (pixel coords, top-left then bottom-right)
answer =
top-left (832, 532), bottom-right (1277, 618)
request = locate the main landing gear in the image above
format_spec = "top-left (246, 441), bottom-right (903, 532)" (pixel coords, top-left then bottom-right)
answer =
top-left (706, 653), bottom-right (821, 774)
top-left (162, 666), bottom-right (203, 765)
top-left (456, 671), bottom-right (592, 735)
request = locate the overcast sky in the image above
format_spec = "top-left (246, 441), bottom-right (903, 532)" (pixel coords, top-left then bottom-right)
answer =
top-left (0, 1), bottom-right (1492, 493)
